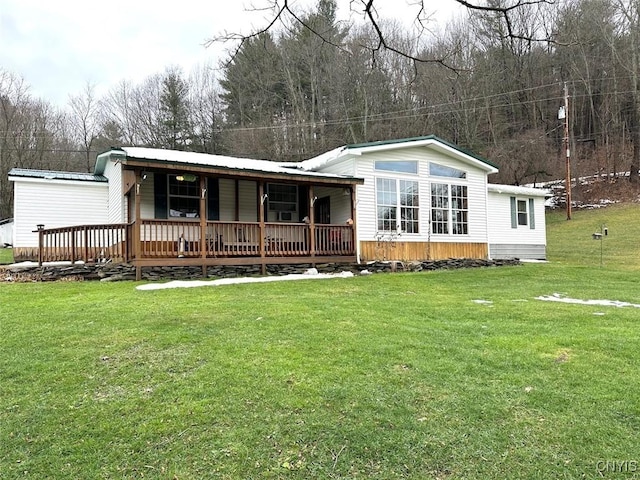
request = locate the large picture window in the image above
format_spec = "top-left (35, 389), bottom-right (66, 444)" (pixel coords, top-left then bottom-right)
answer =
top-left (376, 178), bottom-right (419, 233)
top-left (431, 183), bottom-right (468, 235)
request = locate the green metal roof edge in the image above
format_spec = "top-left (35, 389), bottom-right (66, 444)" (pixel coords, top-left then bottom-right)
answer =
top-left (344, 135), bottom-right (499, 170)
top-left (94, 148), bottom-right (127, 175)
top-left (8, 168), bottom-right (108, 182)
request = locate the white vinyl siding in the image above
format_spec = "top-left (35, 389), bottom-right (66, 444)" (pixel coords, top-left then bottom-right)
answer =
top-left (354, 146), bottom-right (489, 244)
top-left (140, 174), bottom-right (155, 219)
top-left (238, 180), bottom-right (257, 222)
top-left (12, 179), bottom-right (108, 248)
top-left (219, 179), bottom-right (236, 221)
top-left (103, 159), bottom-right (125, 223)
top-left (487, 189), bottom-right (547, 259)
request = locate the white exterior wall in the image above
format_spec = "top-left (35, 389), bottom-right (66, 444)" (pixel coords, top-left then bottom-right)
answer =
top-left (350, 146), bottom-right (490, 244)
top-left (219, 179), bottom-right (235, 221)
top-left (0, 221), bottom-right (13, 246)
top-left (12, 178), bottom-right (109, 248)
top-left (103, 159), bottom-right (125, 223)
top-left (238, 180), bottom-right (257, 222)
top-left (487, 190), bottom-right (547, 259)
top-left (140, 173), bottom-right (155, 219)
top-left (306, 160), bottom-right (355, 224)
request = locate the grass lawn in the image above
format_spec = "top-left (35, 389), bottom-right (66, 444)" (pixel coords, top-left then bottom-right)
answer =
top-left (1, 205), bottom-right (639, 479)
top-left (0, 247), bottom-right (13, 265)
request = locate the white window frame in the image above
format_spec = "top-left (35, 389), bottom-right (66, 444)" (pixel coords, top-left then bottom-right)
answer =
top-left (375, 177), bottom-right (420, 234)
top-left (430, 182), bottom-right (469, 236)
top-left (510, 197), bottom-right (536, 229)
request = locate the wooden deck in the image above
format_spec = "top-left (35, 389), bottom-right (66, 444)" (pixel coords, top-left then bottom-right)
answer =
top-left (36, 220), bottom-right (357, 278)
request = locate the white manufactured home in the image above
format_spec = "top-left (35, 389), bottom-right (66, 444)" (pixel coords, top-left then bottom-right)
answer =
top-left (8, 136), bottom-right (550, 276)
top-left (298, 136), bottom-right (550, 262)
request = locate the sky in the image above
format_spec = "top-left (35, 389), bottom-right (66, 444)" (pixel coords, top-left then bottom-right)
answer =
top-left (0, 0), bottom-right (462, 108)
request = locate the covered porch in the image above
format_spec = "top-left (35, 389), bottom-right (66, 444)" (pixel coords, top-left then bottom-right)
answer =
top-left (35, 151), bottom-right (363, 279)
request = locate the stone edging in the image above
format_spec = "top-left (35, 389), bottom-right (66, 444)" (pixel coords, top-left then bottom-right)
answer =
top-left (1, 258), bottom-right (520, 283)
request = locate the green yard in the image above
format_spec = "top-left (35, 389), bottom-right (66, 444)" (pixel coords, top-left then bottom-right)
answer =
top-left (0, 247), bottom-right (13, 265)
top-left (1, 204), bottom-right (639, 479)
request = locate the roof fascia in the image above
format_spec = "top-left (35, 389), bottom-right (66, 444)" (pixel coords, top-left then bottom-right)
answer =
top-left (122, 157), bottom-right (364, 186)
top-left (8, 176), bottom-right (109, 187)
top-left (94, 148), bottom-right (126, 175)
top-left (346, 137), bottom-right (499, 174)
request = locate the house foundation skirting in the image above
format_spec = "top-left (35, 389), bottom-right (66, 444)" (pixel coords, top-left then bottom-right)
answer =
top-left (359, 241), bottom-right (489, 262)
top-left (1, 258), bottom-right (520, 283)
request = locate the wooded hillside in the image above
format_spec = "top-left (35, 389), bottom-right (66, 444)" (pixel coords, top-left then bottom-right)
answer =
top-left (2, 0), bottom-right (640, 218)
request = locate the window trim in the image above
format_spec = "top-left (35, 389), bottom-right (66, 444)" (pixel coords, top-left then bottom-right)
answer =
top-left (375, 177), bottom-right (420, 234)
top-left (430, 182), bottom-right (469, 236)
top-left (510, 196), bottom-right (536, 230)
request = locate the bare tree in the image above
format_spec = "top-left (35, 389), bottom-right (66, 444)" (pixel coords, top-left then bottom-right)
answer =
top-left (68, 82), bottom-right (101, 172)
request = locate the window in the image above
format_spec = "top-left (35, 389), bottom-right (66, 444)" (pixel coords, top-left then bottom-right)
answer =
top-left (517, 199), bottom-right (528, 226)
top-left (376, 178), bottom-right (419, 233)
top-left (168, 174), bottom-right (200, 218)
top-left (430, 162), bottom-right (466, 179)
top-left (431, 184), bottom-right (449, 234)
top-left (375, 160), bottom-right (418, 174)
top-left (431, 183), bottom-right (468, 235)
top-left (451, 185), bottom-right (469, 234)
top-left (400, 180), bottom-right (419, 233)
top-left (268, 184), bottom-right (297, 212)
top-left (510, 197), bottom-right (536, 229)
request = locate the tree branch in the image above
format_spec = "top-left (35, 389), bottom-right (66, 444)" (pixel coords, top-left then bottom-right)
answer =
top-left (208, 0), bottom-right (558, 67)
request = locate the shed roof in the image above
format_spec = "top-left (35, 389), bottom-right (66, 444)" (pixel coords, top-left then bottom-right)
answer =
top-left (8, 168), bottom-right (108, 183)
top-left (488, 183), bottom-right (552, 197)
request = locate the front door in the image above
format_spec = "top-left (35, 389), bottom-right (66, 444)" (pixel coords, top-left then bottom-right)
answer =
top-left (315, 196), bottom-right (330, 224)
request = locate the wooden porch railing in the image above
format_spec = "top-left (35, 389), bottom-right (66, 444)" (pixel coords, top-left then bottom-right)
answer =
top-left (37, 223), bottom-right (130, 265)
top-left (137, 220), bottom-right (355, 258)
top-left (36, 221), bottom-right (356, 264)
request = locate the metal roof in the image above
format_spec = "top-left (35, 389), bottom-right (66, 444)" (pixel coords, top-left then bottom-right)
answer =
top-left (94, 147), bottom-right (363, 184)
top-left (8, 168), bottom-right (108, 183)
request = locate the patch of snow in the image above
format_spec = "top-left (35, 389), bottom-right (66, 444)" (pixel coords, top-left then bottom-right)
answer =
top-left (136, 271), bottom-right (354, 291)
top-left (8, 260), bottom-right (85, 268)
top-left (536, 293), bottom-right (640, 308)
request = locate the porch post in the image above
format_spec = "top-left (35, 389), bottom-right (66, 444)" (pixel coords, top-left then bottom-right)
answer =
top-left (37, 225), bottom-right (44, 266)
top-left (309, 185), bottom-right (316, 263)
top-left (350, 185), bottom-right (358, 260)
top-left (258, 181), bottom-right (266, 275)
top-left (200, 176), bottom-right (207, 277)
top-left (134, 169), bottom-right (142, 281)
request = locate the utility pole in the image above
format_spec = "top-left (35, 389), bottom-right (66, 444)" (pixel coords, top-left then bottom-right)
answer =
top-left (559, 82), bottom-right (572, 220)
